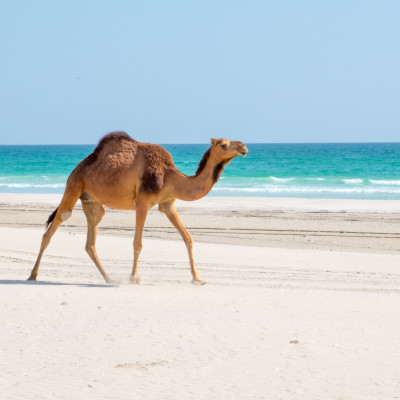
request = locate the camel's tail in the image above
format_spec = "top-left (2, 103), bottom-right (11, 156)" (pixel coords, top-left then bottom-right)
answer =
top-left (46, 207), bottom-right (59, 229)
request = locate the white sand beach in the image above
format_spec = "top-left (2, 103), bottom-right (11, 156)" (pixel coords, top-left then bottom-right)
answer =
top-left (1, 194), bottom-right (400, 399)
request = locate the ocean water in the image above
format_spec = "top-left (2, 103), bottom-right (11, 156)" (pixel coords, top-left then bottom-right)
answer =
top-left (0, 143), bottom-right (400, 199)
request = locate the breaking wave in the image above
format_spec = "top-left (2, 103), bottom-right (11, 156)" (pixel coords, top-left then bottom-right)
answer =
top-left (213, 176), bottom-right (400, 199)
top-left (0, 183), bottom-right (65, 188)
top-left (213, 185), bottom-right (400, 195)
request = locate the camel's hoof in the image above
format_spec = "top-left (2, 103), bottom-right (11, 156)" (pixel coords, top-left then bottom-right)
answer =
top-left (105, 278), bottom-right (118, 285)
top-left (27, 275), bottom-right (37, 281)
top-left (192, 279), bottom-right (206, 286)
top-left (129, 276), bottom-right (140, 285)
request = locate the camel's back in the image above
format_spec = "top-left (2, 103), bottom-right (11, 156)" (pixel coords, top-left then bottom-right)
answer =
top-left (71, 132), bottom-right (175, 199)
top-left (76, 132), bottom-right (168, 171)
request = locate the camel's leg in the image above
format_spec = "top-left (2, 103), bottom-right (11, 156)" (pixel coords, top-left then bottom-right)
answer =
top-left (28, 188), bottom-right (80, 281)
top-left (130, 202), bottom-right (149, 284)
top-left (81, 201), bottom-right (115, 284)
top-left (159, 201), bottom-right (205, 285)
top-left (28, 216), bottom-right (63, 281)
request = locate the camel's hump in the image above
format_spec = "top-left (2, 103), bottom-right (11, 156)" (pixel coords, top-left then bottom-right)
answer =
top-left (94, 131), bottom-right (137, 153)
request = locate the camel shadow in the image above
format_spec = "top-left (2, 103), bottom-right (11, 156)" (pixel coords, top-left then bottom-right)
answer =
top-left (0, 279), bottom-right (117, 288)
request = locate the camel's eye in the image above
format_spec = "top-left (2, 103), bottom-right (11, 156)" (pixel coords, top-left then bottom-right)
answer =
top-left (220, 143), bottom-right (227, 150)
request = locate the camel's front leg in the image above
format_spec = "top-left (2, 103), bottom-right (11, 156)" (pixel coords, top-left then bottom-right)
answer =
top-left (130, 203), bottom-right (149, 284)
top-left (159, 201), bottom-right (205, 285)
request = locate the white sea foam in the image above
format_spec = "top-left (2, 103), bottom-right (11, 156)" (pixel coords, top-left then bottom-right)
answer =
top-left (269, 176), bottom-right (295, 182)
top-left (0, 183), bottom-right (65, 188)
top-left (343, 179), bottom-right (363, 184)
top-left (213, 185), bottom-right (400, 194)
top-left (370, 179), bottom-right (400, 185)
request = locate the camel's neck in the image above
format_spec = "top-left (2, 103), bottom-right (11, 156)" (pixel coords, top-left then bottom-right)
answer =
top-left (170, 150), bottom-right (225, 201)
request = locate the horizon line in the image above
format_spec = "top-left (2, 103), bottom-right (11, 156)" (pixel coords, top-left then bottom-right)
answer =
top-left (1, 141), bottom-right (400, 146)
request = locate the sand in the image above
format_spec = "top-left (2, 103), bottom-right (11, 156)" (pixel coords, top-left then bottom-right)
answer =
top-left (1, 194), bottom-right (400, 399)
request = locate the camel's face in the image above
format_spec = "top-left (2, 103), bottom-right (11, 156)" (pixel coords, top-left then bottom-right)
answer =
top-left (211, 138), bottom-right (248, 160)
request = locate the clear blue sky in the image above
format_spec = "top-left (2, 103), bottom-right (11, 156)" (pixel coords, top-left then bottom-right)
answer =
top-left (1, 0), bottom-right (399, 144)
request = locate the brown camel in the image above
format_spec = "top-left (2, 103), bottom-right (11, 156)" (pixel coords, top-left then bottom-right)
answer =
top-left (28, 132), bottom-right (248, 285)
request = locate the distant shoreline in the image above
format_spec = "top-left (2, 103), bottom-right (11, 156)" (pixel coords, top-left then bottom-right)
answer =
top-left (1, 193), bottom-right (399, 213)
top-left (2, 141), bottom-right (400, 146)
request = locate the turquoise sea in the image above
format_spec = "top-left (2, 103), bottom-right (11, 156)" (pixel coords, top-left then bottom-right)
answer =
top-left (1, 143), bottom-right (400, 199)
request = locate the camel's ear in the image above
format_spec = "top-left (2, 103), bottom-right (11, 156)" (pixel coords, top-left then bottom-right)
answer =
top-left (211, 138), bottom-right (218, 147)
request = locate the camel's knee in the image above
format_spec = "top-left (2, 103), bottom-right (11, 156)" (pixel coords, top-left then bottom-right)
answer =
top-left (93, 204), bottom-right (106, 224)
top-left (133, 242), bottom-right (142, 255)
top-left (60, 211), bottom-right (72, 222)
top-left (85, 243), bottom-right (93, 254)
top-left (184, 233), bottom-right (193, 248)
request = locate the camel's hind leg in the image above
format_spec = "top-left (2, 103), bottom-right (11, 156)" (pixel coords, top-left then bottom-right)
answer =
top-left (28, 188), bottom-right (81, 281)
top-left (81, 200), bottom-right (115, 284)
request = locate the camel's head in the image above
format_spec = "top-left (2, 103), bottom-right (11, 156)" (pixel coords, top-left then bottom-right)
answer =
top-left (211, 138), bottom-right (248, 161)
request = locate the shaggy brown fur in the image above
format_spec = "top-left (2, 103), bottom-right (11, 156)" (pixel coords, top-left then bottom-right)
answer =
top-left (139, 142), bottom-right (174, 194)
top-left (95, 131), bottom-right (135, 152)
top-left (213, 163), bottom-right (225, 183)
top-left (195, 148), bottom-right (211, 176)
top-left (81, 131), bottom-right (135, 167)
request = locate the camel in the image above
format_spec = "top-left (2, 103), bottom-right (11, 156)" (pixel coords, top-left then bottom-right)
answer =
top-left (28, 131), bottom-right (248, 285)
